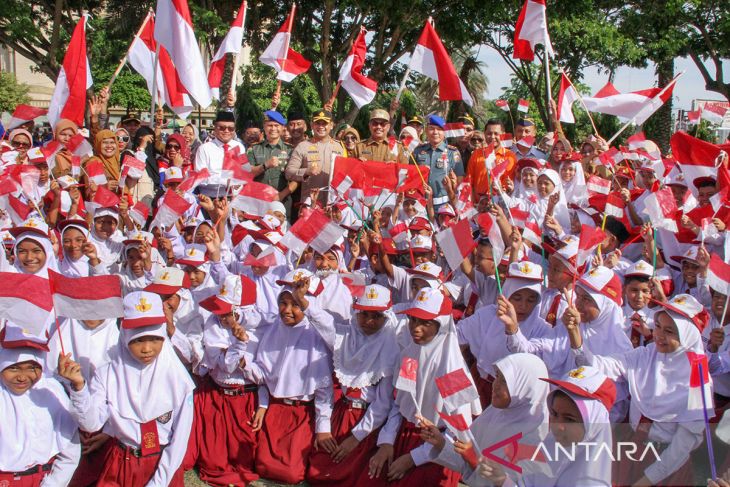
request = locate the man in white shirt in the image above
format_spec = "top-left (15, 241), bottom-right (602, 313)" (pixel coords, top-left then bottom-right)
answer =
top-left (194, 110), bottom-right (245, 197)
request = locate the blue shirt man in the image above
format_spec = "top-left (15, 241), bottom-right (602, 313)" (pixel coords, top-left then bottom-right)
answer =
top-left (412, 115), bottom-right (464, 207)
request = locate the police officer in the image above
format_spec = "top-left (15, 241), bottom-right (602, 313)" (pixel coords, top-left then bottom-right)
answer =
top-left (412, 115), bottom-right (464, 209)
top-left (248, 110), bottom-right (297, 214)
top-left (406, 115), bottom-right (425, 140)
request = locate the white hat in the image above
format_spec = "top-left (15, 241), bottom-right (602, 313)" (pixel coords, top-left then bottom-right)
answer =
top-left (94, 207), bottom-right (120, 222)
top-left (578, 266), bottom-right (622, 306)
top-left (57, 175), bottom-right (79, 189)
top-left (671, 246), bottom-right (699, 264)
top-left (175, 243), bottom-right (208, 267)
top-left (503, 261), bottom-right (543, 299)
top-left (121, 291), bottom-right (165, 329)
top-left (200, 274), bottom-right (257, 315)
top-left (144, 267), bottom-right (191, 295)
top-left (410, 234), bottom-right (433, 253)
top-left (123, 230), bottom-right (153, 247)
top-left (275, 268), bottom-right (323, 296)
top-left (406, 261), bottom-right (443, 282)
top-left (398, 287), bottom-right (452, 320)
top-left (164, 166), bottom-right (184, 184)
top-left (624, 259), bottom-right (654, 279)
top-left (653, 293), bottom-right (709, 333)
top-left (542, 366), bottom-right (617, 412)
top-left (353, 284), bottom-right (392, 311)
top-left (9, 215), bottom-right (49, 238)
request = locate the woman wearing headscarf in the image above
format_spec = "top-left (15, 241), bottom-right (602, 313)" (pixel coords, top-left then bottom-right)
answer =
top-left (307, 284), bottom-right (401, 486)
top-left (157, 134), bottom-right (191, 183)
top-left (9, 216), bottom-right (59, 278)
top-left (115, 127), bottom-right (131, 153)
top-left (547, 134), bottom-right (572, 170)
top-left (340, 127), bottom-right (361, 155)
top-left (420, 353), bottom-right (550, 486)
top-left (84, 129), bottom-right (121, 188)
top-left (8, 128), bottom-right (33, 165)
top-left (558, 152), bottom-right (587, 207)
top-left (58, 218), bottom-right (93, 278)
top-left (568, 293), bottom-right (710, 486)
top-left (127, 125), bottom-right (159, 204)
top-left (529, 169), bottom-right (572, 237)
top-left (181, 123), bottom-right (201, 162)
top-left (51, 119), bottom-right (78, 178)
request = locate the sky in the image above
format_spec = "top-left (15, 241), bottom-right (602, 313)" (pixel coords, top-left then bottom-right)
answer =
top-left (474, 47), bottom-right (729, 111)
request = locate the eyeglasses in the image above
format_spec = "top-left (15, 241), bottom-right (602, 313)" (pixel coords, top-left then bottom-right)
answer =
top-left (167, 144), bottom-right (181, 150)
top-left (11, 141), bottom-right (31, 149)
top-left (471, 138), bottom-right (485, 143)
top-left (343, 135), bottom-right (357, 141)
top-left (216, 125), bottom-right (236, 132)
top-left (117, 136), bottom-right (130, 142)
top-left (370, 120), bottom-right (389, 127)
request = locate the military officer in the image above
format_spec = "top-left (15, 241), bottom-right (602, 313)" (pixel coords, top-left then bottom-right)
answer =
top-left (412, 115), bottom-right (464, 209)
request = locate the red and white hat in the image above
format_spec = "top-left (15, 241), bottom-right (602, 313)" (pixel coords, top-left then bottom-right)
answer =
top-left (123, 230), bottom-right (153, 247)
top-left (352, 284), bottom-right (392, 311)
top-left (665, 169), bottom-right (688, 187)
top-left (58, 217), bottom-right (89, 235)
top-left (121, 291), bottom-right (165, 329)
top-left (409, 234), bottom-right (433, 253)
top-left (0, 230), bottom-right (15, 248)
top-left (578, 265), bottom-right (623, 306)
top-left (164, 166), bottom-right (184, 184)
top-left (671, 246), bottom-right (699, 264)
top-left (406, 261), bottom-right (443, 283)
top-left (503, 261), bottom-right (543, 298)
top-left (653, 293), bottom-right (709, 333)
top-left (408, 217), bottom-right (433, 233)
top-left (175, 243), bottom-right (208, 267)
top-left (398, 287), bottom-right (452, 320)
top-left (437, 204), bottom-right (456, 218)
top-left (183, 215), bottom-right (204, 229)
top-left (9, 216), bottom-right (49, 238)
top-left (550, 235), bottom-right (580, 273)
top-left (144, 267), bottom-right (191, 295)
top-left (200, 274), bottom-right (257, 315)
top-left (542, 366), bottom-right (617, 412)
top-left (275, 268), bottom-right (323, 296)
top-left (623, 259), bottom-right (654, 279)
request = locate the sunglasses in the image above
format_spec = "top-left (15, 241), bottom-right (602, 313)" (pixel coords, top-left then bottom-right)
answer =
top-left (370, 120), bottom-right (389, 127)
top-left (472, 138), bottom-right (485, 143)
top-left (343, 135), bottom-right (357, 141)
top-left (117, 136), bottom-right (130, 142)
top-left (217, 125), bottom-right (236, 132)
top-left (11, 141), bottom-right (31, 149)
top-left (167, 144), bottom-right (181, 150)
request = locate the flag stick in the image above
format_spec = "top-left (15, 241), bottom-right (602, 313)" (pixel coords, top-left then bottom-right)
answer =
top-left (394, 67), bottom-right (411, 105)
top-left (407, 151), bottom-right (429, 188)
top-left (561, 69), bottom-right (600, 137)
top-left (326, 81), bottom-right (342, 107)
top-left (721, 293), bottom-right (730, 328)
top-left (53, 309), bottom-right (66, 357)
top-left (597, 213), bottom-right (608, 256)
top-left (542, 36), bottom-right (553, 132)
top-left (108, 10), bottom-right (153, 89)
top-left (651, 226), bottom-right (657, 277)
top-left (150, 44), bottom-right (161, 129)
top-left (494, 264), bottom-right (503, 295)
top-left (606, 116), bottom-right (636, 146)
top-left (698, 361), bottom-right (717, 480)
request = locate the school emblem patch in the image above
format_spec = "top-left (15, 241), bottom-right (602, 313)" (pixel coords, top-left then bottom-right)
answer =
top-left (568, 367), bottom-right (586, 379)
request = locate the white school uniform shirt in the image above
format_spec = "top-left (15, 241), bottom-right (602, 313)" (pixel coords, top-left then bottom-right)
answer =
top-left (621, 303), bottom-right (655, 343)
top-left (194, 138), bottom-right (245, 186)
top-left (705, 316), bottom-right (730, 397)
top-left (244, 305), bottom-right (334, 433)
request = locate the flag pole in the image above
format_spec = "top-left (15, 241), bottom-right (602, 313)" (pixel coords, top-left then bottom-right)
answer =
top-left (326, 81), bottom-right (342, 107)
top-left (542, 35), bottom-right (553, 132)
top-left (272, 3), bottom-right (296, 109)
top-left (562, 69), bottom-right (600, 137)
top-left (721, 293), bottom-right (730, 329)
top-left (150, 44), bottom-right (161, 129)
top-left (698, 361), bottom-right (718, 480)
top-left (108, 10), bottom-right (153, 89)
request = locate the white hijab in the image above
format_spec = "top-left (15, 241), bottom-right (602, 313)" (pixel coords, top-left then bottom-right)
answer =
top-left (0, 346), bottom-right (78, 471)
top-left (48, 318), bottom-right (119, 379)
top-left (514, 167), bottom-right (539, 202)
top-left (333, 309), bottom-right (401, 389)
top-left (560, 159), bottom-right (587, 206)
top-left (12, 233), bottom-right (58, 278)
top-left (101, 323), bottom-right (194, 422)
top-left (531, 169), bottom-right (571, 232)
top-left (188, 262), bottom-right (217, 303)
top-left (58, 223), bottom-right (91, 277)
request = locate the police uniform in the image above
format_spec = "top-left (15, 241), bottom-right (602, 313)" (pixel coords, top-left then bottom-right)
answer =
top-left (412, 141), bottom-right (463, 206)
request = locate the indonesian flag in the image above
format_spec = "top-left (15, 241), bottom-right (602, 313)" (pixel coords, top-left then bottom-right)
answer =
top-left (517, 99), bottom-right (530, 113)
top-left (501, 133), bottom-right (514, 149)
top-left (129, 202), bottom-right (150, 227)
top-left (278, 208), bottom-right (344, 255)
top-left (338, 27), bottom-right (378, 108)
top-left (154, 0), bottom-right (212, 107)
top-left (444, 122), bottom-right (466, 138)
top-left (129, 14), bottom-right (194, 118)
top-left (577, 224), bottom-right (606, 267)
top-left (582, 76), bottom-right (679, 125)
top-left (331, 156), bottom-right (366, 194)
top-left (700, 217), bottom-right (721, 243)
top-left (230, 182), bottom-right (278, 217)
top-left (513, 0), bottom-right (554, 62)
top-left (85, 185), bottom-right (120, 216)
top-left (47, 15), bottom-right (93, 127)
top-left (687, 351), bottom-right (714, 413)
top-left (437, 409), bottom-right (470, 433)
top-left (701, 103), bottom-right (728, 125)
top-left (221, 147), bottom-right (253, 183)
top-left (177, 168), bottom-right (210, 193)
top-left (150, 189), bottom-right (192, 229)
top-left (395, 356), bottom-right (418, 396)
top-left (387, 221), bottom-right (409, 247)
top-left (496, 99), bottom-right (510, 112)
top-left (10, 165), bottom-right (40, 199)
top-left (641, 187), bottom-right (679, 232)
top-left (435, 218), bottom-right (477, 270)
top-left (604, 193), bottom-right (625, 218)
top-left (586, 175), bottom-right (611, 196)
top-left (670, 131), bottom-right (723, 197)
top-left (522, 220), bottom-right (542, 247)
top-left (687, 109), bottom-right (701, 125)
top-left (66, 133), bottom-right (93, 158)
top-left (509, 207), bottom-right (530, 227)
top-left (477, 213), bottom-right (505, 263)
top-left (557, 72), bottom-right (580, 123)
top-left (209, 1), bottom-right (247, 99)
top-left (242, 248), bottom-right (278, 268)
top-left (707, 254), bottom-right (730, 296)
top-left (435, 368), bottom-right (480, 411)
top-left (627, 132), bottom-right (648, 151)
top-left (120, 154), bottom-right (147, 187)
top-left (85, 161), bottom-right (108, 186)
top-left (7, 105), bottom-right (47, 131)
top-left (599, 147), bottom-right (623, 169)
top-left (49, 270), bottom-right (124, 320)
top-left (401, 134), bottom-right (419, 153)
top-left (259, 5), bottom-right (312, 83)
top-left (408, 19), bottom-right (473, 106)
top-left (0, 273), bottom-right (53, 333)
top-left (455, 180), bottom-right (477, 220)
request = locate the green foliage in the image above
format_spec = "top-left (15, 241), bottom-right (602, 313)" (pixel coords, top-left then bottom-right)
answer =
top-left (0, 72), bottom-right (30, 112)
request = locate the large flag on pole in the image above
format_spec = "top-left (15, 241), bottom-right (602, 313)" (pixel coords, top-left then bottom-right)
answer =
top-left (557, 72), bottom-right (580, 123)
top-left (208, 0), bottom-right (247, 99)
top-left (408, 19), bottom-right (473, 106)
top-left (7, 105), bottom-right (47, 131)
top-left (513, 0), bottom-right (554, 62)
top-left (154, 0), bottom-right (212, 108)
top-left (338, 27), bottom-right (378, 108)
top-left (259, 5), bottom-right (311, 82)
top-left (582, 76), bottom-right (679, 125)
top-left (47, 15), bottom-right (93, 127)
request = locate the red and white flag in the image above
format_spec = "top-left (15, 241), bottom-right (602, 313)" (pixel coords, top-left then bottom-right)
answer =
top-left (85, 185), bottom-right (120, 216)
top-left (338, 27), bottom-right (378, 108)
top-left (154, 0), bottom-right (212, 107)
top-left (687, 351), bottom-right (714, 412)
top-left (0, 273), bottom-right (53, 333)
top-left (599, 147), bottom-right (623, 169)
top-left (707, 254), bottom-right (730, 296)
top-left (641, 187), bottom-right (678, 232)
top-left (701, 103), bottom-right (728, 125)
top-left (395, 356), bottom-right (419, 396)
top-left (129, 202), bottom-right (150, 227)
top-left (513, 0), bottom-right (554, 62)
top-left (7, 105), bottom-right (47, 131)
top-left (501, 133), bottom-right (514, 149)
top-left (259, 5), bottom-right (312, 83)
top-left (582, 76), bottom-right (679, 125)
top-left (388, 221), bottom-right (410, 246)
top-left (221, 147), bottom-right (253, 183)
top-left (66, 133), bottom-right (94, 158)
top-left (209, 1), bottom-right (247, 99)
top-left (129, 14), bottom-right (194, 118)
top-left (517, 99), bottom-right (530, 113)
top-left (477, 213), bottom-right (505, 263)
top-left (586, 175), bottom-right (611, 196)
top-left (670, 131), bottom-right (724, 198)
top-left (604, 193), bottom-right (625, 218)
top-left (557, 72), bottom-right (580, 123)
top-left (84, 161), bottom-right (108, 186)
top-left (120, 154), bottom-right (147, 187)
top-left (522, 220), bottom-right (542, 247)
top-left (627, 132), bottom-right (648, 151)
top-left (496, 99), bottom-right (510, 112)
top-left (700, 217), bottom-right (721, 244)
top-left (331, 156), bottom-right (366, 194)
top-left (2, 195), bottom-right (32, 226)
top-left (577, 224), bottom-right (607, 266)
top-left (49, 270), bottom-right (124, 320)
top-left (408, 19), bottom-right (473, 106)
top-left (230, 182), bottom-right (278, 217)
top-left (435, 368), bottom-right (479, 411)
top-left (444, 122), bottom-right (466, 138)
top-left (150, 189), bottom-right (192, 229)
top-left (435, 218), bottom-right (477, 270)
top-left (686, 110), bottom-right (701, 125)
top-left (47, 15), bottom-right (93, 127)
top-left (509, 207), bottom-right (530, 227)
top-left (278, 208), bottom-right (344, 255)
top-left (177, 168), bottom-right (210, 193)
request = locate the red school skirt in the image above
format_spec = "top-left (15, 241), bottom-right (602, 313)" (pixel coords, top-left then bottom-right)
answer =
top-left (0, 459), bottom-right (54, 487)
top-left (255, 397), bottom-right (315, 485)
top-left (96, 441), bottom-right (184, 487)
top-left (68, 431), bottom-right (112, 487)
top-left (193, 378), bottom-right (259, 486)
top-left (307, 394), bottom-right (379, 486)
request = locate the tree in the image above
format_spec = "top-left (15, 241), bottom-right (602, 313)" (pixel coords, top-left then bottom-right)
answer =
top-left (0, 72), bottom-right (30, 112)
